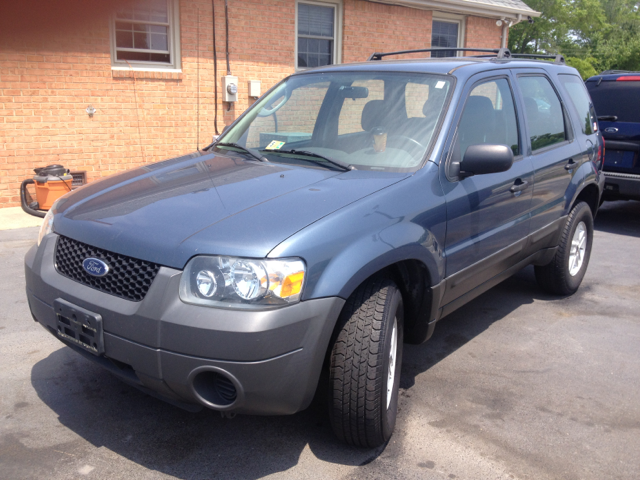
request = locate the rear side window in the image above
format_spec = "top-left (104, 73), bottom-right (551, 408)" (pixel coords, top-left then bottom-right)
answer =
top-left (559, 74), bottom-right (596, 134)
top-left (586, 80), bottom-right (640, 123)
top-left (517, 75), bottom-right (567, 152)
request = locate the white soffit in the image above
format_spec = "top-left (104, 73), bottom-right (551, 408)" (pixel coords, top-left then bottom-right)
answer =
top-left (368, 0), bottom-right (542, 19)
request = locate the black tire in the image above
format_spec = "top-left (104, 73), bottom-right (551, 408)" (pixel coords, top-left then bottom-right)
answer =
top-left (535, 201), bottom-right (594, 295)
top-left (329, 275), bottom-right (404, 448)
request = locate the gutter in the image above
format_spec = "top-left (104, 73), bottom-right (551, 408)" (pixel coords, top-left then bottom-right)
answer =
top-left (500, 13), bottom-right (527, 48)
top-left (368, 0), bottom-right (541, 20)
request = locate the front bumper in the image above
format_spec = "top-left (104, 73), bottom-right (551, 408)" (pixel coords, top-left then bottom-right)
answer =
top-left (25, 234), bottom-right (345, 415)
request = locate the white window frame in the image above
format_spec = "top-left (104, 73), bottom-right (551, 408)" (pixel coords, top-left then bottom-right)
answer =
top-left (110, 0), bottom-right (181, 72)
top-left (295, 0), bottom-right (343, 71)
top-left (431, 13), bottom-right (466, 57)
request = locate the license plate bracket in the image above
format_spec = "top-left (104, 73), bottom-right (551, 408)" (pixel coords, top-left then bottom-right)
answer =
top-left (54, 298), bottom-right (104, 356)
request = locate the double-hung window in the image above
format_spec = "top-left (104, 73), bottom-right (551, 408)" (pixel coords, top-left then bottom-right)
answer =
top-left (111, 0), bottom-right (180, 70)
top-left (297, 1), bottom-right (340, 69)
top-left (431, 19), bottom-right (462, 58)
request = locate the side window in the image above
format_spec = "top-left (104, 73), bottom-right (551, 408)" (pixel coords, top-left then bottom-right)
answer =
top-left (455, 78), bottom-right (520, 161)
top-left (338, 80), bottom-right (385, 135)
top-left (558, 74), bottom-right (596, 135)
top-left (517, 76), bottom-right (567, 151)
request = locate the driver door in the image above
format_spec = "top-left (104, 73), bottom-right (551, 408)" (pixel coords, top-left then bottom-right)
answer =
top-left (439, 72), bottom-right (534, 306)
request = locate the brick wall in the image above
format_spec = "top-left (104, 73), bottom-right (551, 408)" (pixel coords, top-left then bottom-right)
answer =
top-left (464, 16), bottom-right (504, 51)
top-left (342, 0), bottom-right (433, 63)
top-left (0, 0), bottom-right (503, 208)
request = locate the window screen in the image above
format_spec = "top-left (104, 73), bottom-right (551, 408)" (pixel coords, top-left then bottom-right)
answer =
top-left (298, 3), bottom-right (335, 68)
top-left (517, 76), bottom-right (567, 151)
top-left (431, 21), bottom-right (459, 58)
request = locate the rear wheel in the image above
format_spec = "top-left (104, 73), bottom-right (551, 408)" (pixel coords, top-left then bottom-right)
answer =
top-left (535, 201), bottom-right (594, 295)
top-left (329, 275), bottom-right (404, 448)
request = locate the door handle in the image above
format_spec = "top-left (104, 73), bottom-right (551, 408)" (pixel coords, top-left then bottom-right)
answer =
top-left (510, 180), bottom-right (529, 193)
top-left (565, 159), bottom-right (579, 170)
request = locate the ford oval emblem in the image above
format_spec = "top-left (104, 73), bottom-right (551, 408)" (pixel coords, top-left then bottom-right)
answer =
top-left (604, 127), bottom-right (618, 133)
top-left (82, 258), bottom-right (110, 277)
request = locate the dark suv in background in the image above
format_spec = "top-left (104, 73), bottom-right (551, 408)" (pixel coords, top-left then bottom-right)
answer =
top-left (26, 48), bottom-right (604, 448)
top-left (586, 71), bottom-right (640, 202)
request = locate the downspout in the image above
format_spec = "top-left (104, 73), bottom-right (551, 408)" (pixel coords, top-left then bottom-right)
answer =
top-left (501, 14), bottom-right (523, 49)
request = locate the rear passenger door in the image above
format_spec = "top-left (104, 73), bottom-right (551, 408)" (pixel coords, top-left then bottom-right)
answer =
top-left (440, 72), bottom-right (533, 303)
top-left (514, 72), bottom-right (583, 235)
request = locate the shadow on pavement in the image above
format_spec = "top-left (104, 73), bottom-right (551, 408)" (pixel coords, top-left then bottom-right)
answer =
top-left (595, 200), bottom-right (640, 238)
top-left (30, 264), bottom-right (565, 478)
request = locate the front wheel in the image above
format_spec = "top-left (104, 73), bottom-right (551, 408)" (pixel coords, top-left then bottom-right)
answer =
top-left (329, 275), bottom-right (404, 448)
top-left (535, 201), bottom-right (594, 295)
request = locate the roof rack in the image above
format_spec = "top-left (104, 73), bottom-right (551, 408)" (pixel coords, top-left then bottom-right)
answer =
top-left (367, 47), bottom-right (512, 61)
top-left (510, 53), bottom-right (565, 64)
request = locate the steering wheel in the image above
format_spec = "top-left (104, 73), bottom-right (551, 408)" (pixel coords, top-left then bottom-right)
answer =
top-left (257, 89), bottom-right (292, 117)
top-left (387, 135), bottom-right (425, 151)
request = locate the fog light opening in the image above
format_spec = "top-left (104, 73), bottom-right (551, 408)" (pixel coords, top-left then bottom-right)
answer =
top-left (192, 370), bottom-right (238, 407)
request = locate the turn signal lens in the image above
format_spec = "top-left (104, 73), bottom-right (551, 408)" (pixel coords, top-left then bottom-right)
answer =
top-left (281, 272), bottom-right (305, 298)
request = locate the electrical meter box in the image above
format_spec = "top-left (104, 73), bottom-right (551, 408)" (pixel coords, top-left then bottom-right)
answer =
top-left (223, 75), bottom-right (238, 102)
top-left (249, 80), bottom-right (261, 98)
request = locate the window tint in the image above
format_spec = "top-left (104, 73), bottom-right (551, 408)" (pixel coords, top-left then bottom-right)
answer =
top-left (517, 76), bottom-right (567, 151)
top-left (455, 78), bottom-right (520, 159)
top-left (586, 80), bottom-right (640, 123)
top-left (338, 80), bottom-right (385, 135)
top-left (559, 74), bottom-right (596, 134)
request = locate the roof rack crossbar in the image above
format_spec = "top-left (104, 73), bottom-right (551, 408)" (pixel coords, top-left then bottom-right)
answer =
top-left (367, 47), bottom-right (512, 61)
top-left (510, 53), bottom-right (565, 64)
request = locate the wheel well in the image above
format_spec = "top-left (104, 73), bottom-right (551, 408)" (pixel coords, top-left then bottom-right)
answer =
top-left (324, 260), bottom-right (434, 369)
top-left (574, 183), bottom-right (600, 217)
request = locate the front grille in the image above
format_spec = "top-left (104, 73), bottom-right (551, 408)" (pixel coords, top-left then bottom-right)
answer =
top-left (55, 236), bottom-right (160, 302)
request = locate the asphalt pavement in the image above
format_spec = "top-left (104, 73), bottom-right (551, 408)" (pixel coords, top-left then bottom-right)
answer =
top-left (1, 201), bottom-right (639, 480)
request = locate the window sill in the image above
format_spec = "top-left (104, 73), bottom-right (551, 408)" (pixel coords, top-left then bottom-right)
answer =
top-left (111, 67), bottom-right (183, 80)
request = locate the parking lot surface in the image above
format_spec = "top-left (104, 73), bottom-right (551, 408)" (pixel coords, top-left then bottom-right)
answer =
top-left (1, 201), bottom-right (639, 480)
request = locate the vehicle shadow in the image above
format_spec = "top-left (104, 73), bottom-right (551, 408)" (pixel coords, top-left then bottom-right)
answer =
top-left (595, 200), bottom-right (640, 238)
top-left (30, 267), bottom-right (560, 478)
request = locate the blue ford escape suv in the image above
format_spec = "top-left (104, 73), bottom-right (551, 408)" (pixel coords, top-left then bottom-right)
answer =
top-left (25, 48), bottom-right (604, 448)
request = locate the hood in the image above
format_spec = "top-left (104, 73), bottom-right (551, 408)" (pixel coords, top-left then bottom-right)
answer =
top-left (54, 151), bottom-right (409, 268)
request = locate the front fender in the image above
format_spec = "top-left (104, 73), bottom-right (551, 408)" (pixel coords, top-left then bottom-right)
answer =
top-left (268, 168), bottom-right (446, 301)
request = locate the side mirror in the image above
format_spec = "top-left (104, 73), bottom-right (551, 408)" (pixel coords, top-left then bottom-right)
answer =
top-left (459, 144), bottom-right (514, 178)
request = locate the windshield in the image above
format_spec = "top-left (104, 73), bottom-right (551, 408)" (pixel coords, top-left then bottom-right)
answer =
top-left (216, 72), bottom-right (452, 171)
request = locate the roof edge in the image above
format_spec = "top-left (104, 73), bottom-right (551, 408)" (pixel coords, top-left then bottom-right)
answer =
top-left (368, 0), bottom-right (541, 19)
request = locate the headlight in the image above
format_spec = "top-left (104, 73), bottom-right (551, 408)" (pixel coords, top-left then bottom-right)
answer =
top-left (37, 208), bottom-right (55, 247)
top-left (179, 256), bottom-right (306, 308)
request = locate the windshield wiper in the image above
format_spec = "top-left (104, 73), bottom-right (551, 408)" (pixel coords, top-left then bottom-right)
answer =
top-left (262, 149), bottom-right (354, 171)
top-left (216, 142), bottom-right (269, 162)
